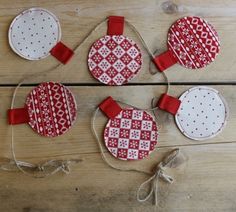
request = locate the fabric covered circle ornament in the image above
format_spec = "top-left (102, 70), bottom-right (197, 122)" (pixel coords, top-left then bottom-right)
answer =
top-left (99, 97), bottom-right (158, 160)
top-left (88, 16), bottom-right (142, 85)
top-left (153, 16), bottom-right (220, 71)
top-left (175, 86), bottom-right (228, 140)
top-left (9, 8), bottom-right (74, 64)
top-left (8, 82), bottom-right (77, 137)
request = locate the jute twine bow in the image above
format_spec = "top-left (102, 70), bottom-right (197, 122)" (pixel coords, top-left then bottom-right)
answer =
top-left (137, 148), bottom-right (179, 205)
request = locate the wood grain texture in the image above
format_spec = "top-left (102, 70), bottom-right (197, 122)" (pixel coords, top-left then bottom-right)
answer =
top-left (0, 0), bottom-right (236, 84)
top-left (0, 0), bottom-right (236, 211)
top-left (0, 85), bottom-right (235, 211)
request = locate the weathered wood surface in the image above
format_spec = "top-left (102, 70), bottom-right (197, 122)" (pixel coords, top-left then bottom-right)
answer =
top-left (0, 0), bottom-right (236, 84)
top-left (0, 0), bottom-right (236, 211)
top-left (0, 85), bottom-right (235, 211)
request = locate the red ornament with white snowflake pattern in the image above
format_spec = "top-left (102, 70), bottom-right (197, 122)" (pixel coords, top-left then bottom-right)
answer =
top-left (88, 16), bottom-right (142, 85)
top-left (99, 97), bottom-right (158, 160)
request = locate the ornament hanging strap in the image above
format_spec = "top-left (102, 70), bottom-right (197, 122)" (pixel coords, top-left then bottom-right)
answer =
top-left (6, 18), bottom-right (108, 178)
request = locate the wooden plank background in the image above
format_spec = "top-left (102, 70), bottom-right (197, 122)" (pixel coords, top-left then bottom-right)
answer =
top-left (0, 0), bottom-right (236, 211)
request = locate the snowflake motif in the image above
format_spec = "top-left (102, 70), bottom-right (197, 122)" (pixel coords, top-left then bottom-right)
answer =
top-left (120, 130), bottom-right (129, 138)
top-left (190, 41), bottom-right (198, 49)
top-left (182, 28), bottom-right (190, 36)
top-left (129, 140), bottom-right (139, 149)
top-left (195, 47), bottom-right (203, 56)
top-left (131, 130), bottom-right (139, 139)
top-left (114, 61), bottom-right (124, 70)
top-left (106, 54), bottom-right (117, 63)
top-left (110, 128), bottom-right (119, 137)
top-left (111, 119), bottom-right (120, 127)
top-left (114, 75), bottom-right (124, 84)
top-left (114, 47), bottom-right (124, 56)
top-left (123, 110), bottom-right (132, 118)
top-left (119, 139), bottom-right (128, 148)
top-left (121, 55), bottom-right (131, 64)
top-left (107, 69), bottom-right (117, 77)
top-left (133, 111), bottom-right (142, 119)
top-left (92, 68), bottom-right (102, 76)
top-left (100, 75), bottom-right (110, 82)
top-left (94, 41), bottom-right (102, 49)
top-left (129, 62), bottom-right (138, 70)
top-left (109, 138), bottom-right (117, 147)
top-left (121, 40), bottom-right (131, 50)
top-left (143, 122), bottom-right (151, 130)
top-left (186, 34), bottom-right (194, 42)
top-left (151, 132), bottom-right (158, 140)
top-left (115, 36), bottom-right (124, 42)
top-left (199, 54), bottom-right (207, 62)
top-left (132, 120), bottom-right (141, 129)
top-left (128, 150), bottom-right (137, 158)
top-left (92, 54), bottom-right (102, 63)
top-left (129, 48), bottom-right (138, 57)
top-left (121, 119), bottom-right (130, 128)
top-left (99, 61), bottom-right (110, 70)
top-left (179, 52), bottom-right (187, 60)
top-left (173, 43), bottom-right (181, 51)
top-left (100, 47), bottom-right (110, 56)
top-left (185, 61), bottom-right (193, 68)
top-left (143, 113), bottom-right (151, 120)
top-left (118, 149), bottom-right (127, 157)
top-left (178, 21), bottom-right (185, 29)
top-left (139, 151), bottom-right (148, 159)
top-left (141, 131), bottom-right (150, 140)
top-left (140, 141), bottom-right (149, 149)
top-left (107, 40), bottom-right (117, 49)
top-left (121, 69), bottom-right (131, 77)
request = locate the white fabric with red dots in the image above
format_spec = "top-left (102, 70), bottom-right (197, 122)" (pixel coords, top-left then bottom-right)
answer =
top-left (175, 86), bottom-right (228, 140)
top-left (9, 8), bottom-right (61, 60)
top-left (103, 108), bottom-right (158, 160)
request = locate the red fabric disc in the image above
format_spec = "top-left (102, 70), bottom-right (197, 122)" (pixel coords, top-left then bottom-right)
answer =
top-left (25, 82), bottom-right (77, 137)
top-left (88, 35), bottom-right (142, 85)
top-left (167, 16), bottom-right (220, 69)
top-left (104, 108), bottom-right (158, 160)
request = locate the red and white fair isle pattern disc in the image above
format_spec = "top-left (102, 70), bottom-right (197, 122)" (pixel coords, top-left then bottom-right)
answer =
top-left (88, 35), bottom-right (142, 85)
top-left (104, 108), bottom-right (158, 160)
top-left (25, 82), bottom-right (77, 137)
top-left (167, 16), bottom-right (220, 69)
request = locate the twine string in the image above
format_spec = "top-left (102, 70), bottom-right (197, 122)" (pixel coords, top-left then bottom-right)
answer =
top-left (92, 106), bottom-right (179, 205)
top-left (137, 148), bottom-right (179, 205)
top-left (8, 18), bottom-right (108, 177)
top-left (125, 20), bottom-right (170, 94)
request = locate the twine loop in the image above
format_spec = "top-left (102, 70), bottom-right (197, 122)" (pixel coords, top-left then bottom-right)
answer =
top-left (137, 148), bottom-right (179, 205)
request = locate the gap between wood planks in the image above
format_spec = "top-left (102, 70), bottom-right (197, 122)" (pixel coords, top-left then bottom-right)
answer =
top-left (0, 82), bottom-right (236, 87)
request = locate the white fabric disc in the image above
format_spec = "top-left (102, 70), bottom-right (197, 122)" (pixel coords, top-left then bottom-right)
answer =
top-left (175, 86), bottom-right (228, 140)
top-left (8, 8), bottom-right (61, 60)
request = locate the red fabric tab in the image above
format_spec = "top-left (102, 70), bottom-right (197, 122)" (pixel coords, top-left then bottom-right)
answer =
top-left (8, 107), bottom-right (29, 125)
top-left (153, 50), bottom-right (178, 72)
top-left (50, 42), bottom-right (74, 64)
top-left (99, 96), bottom-right (122, 119)
top-left (157, 93), bottom-right (181, 115)
top-left (107, 16), bottom-right (124, 35)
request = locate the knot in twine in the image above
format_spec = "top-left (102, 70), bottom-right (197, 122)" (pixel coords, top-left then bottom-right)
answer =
top-left (0, 158), bottom-right (82, 177)
top-left (137, 148), bottom-right (179, 205)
